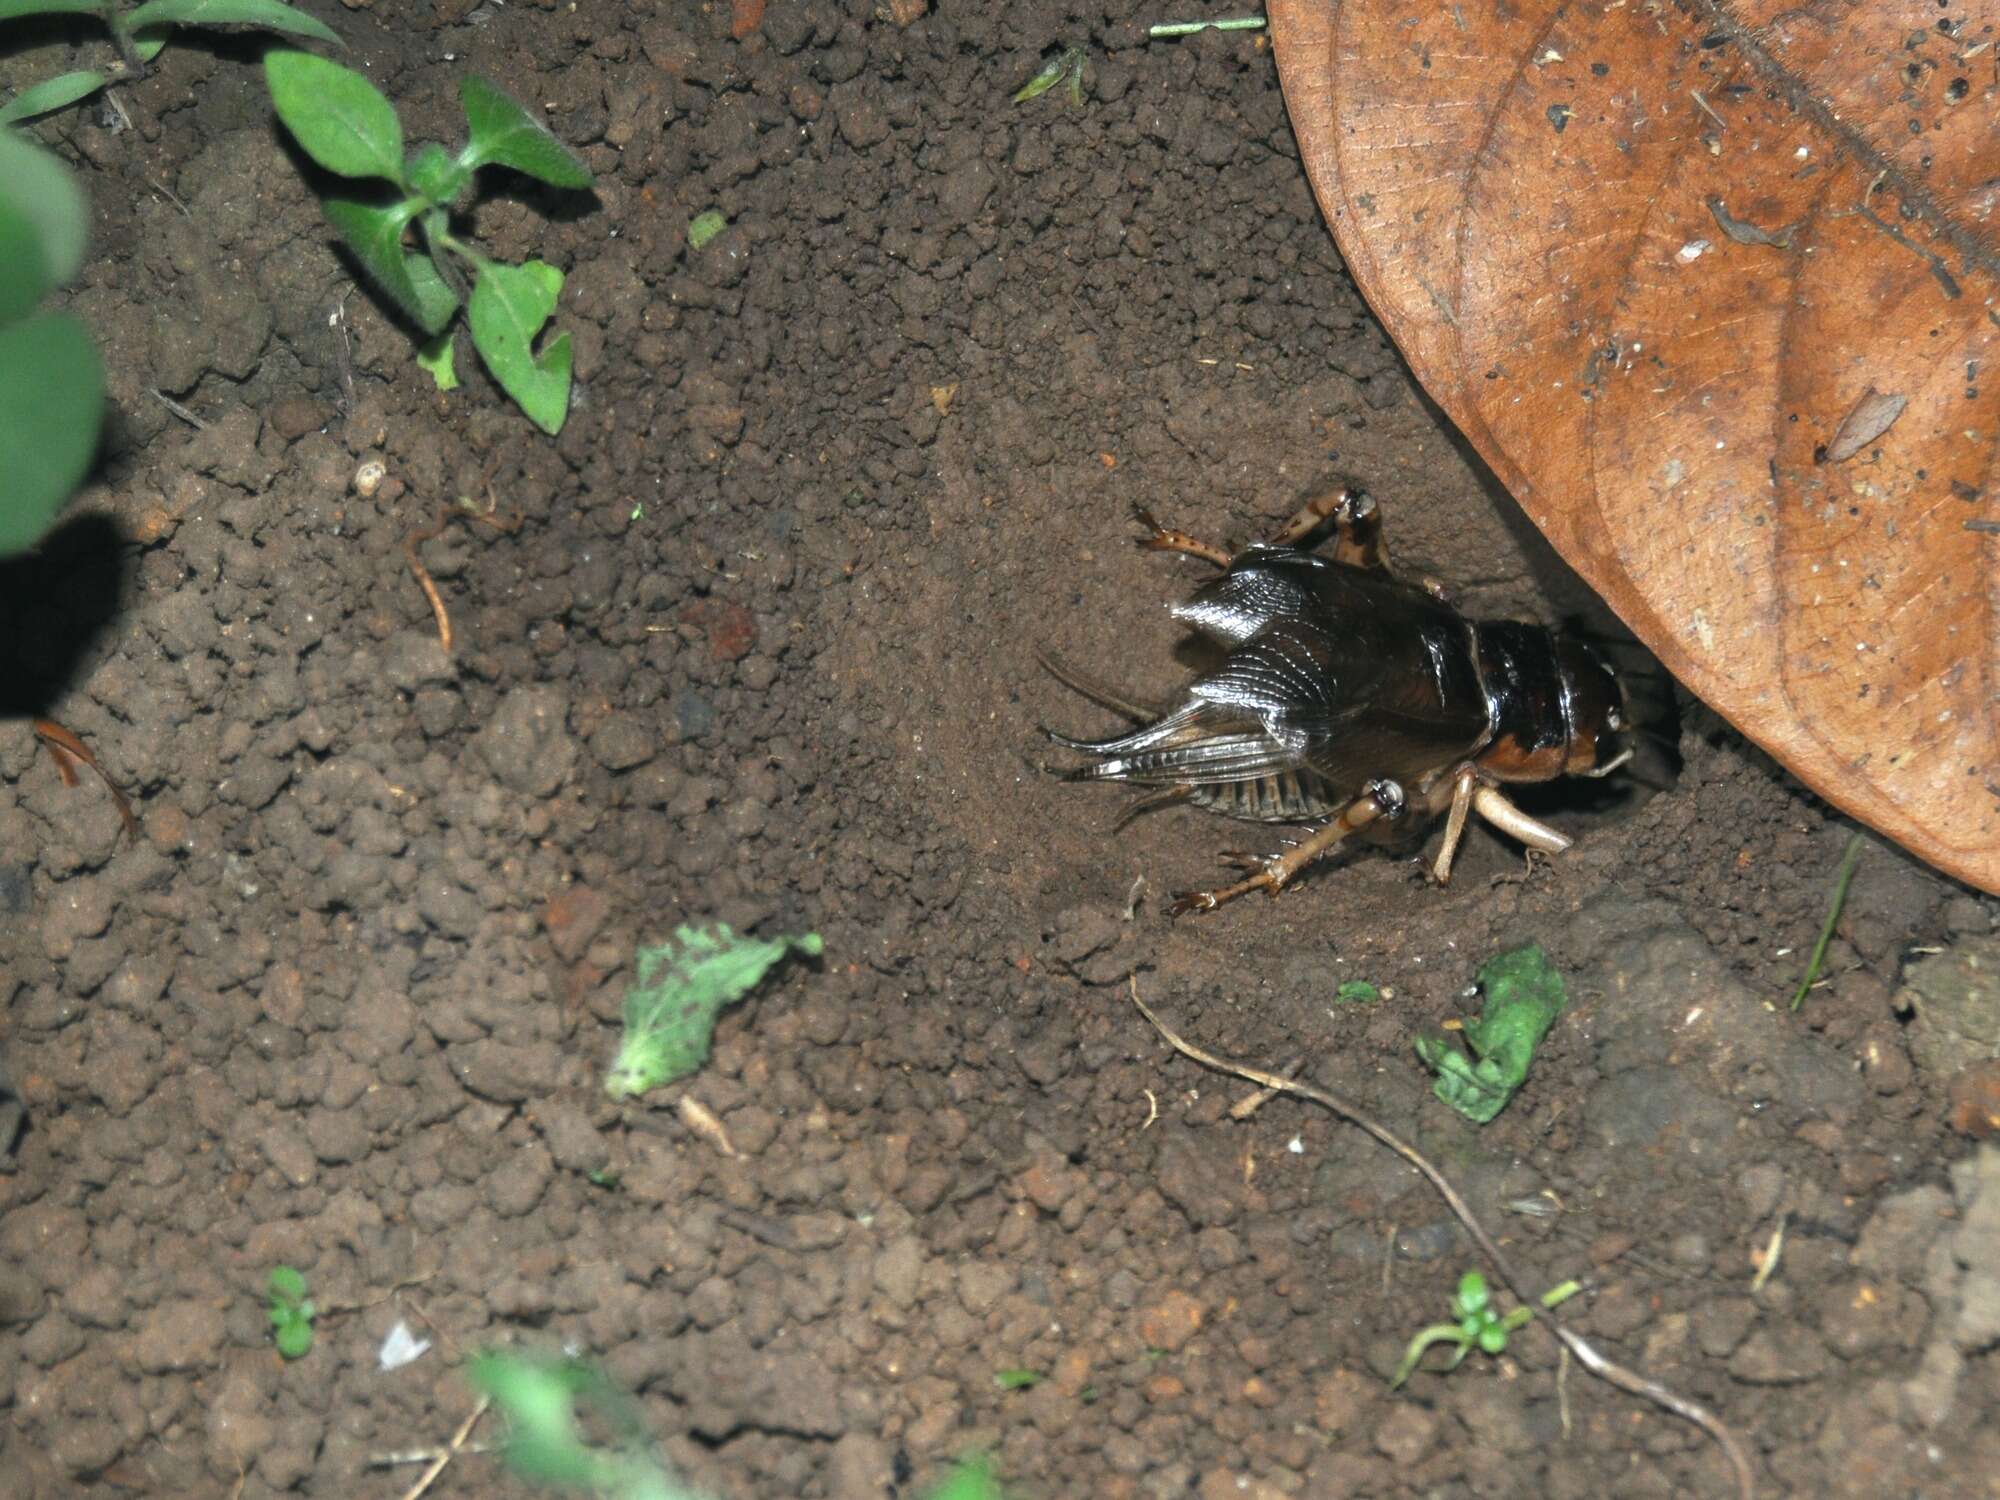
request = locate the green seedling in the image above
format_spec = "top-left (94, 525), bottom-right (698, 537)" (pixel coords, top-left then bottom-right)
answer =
top-left (266, 1265), bottom-right (316, 1359)
top-left (0, 130), bottom-right (103, 556)
top-left (1013, 44), bottom-right (1085, 105)
top-left (993, 1368), bottom-right (1042, 1390)
top-left (604, 924), bottom-right (822, 1098)
top-left (470, 1352), bottom-right (693, 1500)
top-left (0, 0), bottom-right (338, 124)
top-left (1335, 979), bottom-right (1380, 1005)
top-left (1415, 944), bottom-right (1567, 1124)
top-left (1390, 1270), bottom-right (1580, 1389)
top-left (263, 49), bottom-right (594, 435)
top-left (686, 209), bottom-right (727, 251)
top-left (1791, 831), bottom-right (1865, 1011)
top-left (927, 1457), bottom-right (1008, 1500)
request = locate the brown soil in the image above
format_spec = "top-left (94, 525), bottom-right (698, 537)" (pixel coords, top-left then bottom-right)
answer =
top-left (3, 5), bottom-right (1997, 1500)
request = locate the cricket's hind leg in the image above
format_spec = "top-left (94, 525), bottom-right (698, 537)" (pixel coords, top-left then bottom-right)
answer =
top-left (1169, 778), bottom-right (1407, 915)
top-left (1266, 484), bottom-right (1388, 570)
top-left (1132, 504), bottom-right (1231, 567)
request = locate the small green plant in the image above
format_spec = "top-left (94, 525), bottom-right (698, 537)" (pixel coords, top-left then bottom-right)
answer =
top-left (604, 924), bottom-right (822, 1098)
top-left (1415, 944), bottom-right (1568, 1123)
top-left (927, 1457), bottom-right (1008, 1500)
top-left (1334, 979), bottom-right (1380, 1004)
top-left (1013, 45), bottom-right (1085, 105)
top-left (0, 0), bottom-right (337, 124)
top-left (1390, 1269), bottom-right (1581, 1388)
top-left (262, 49), bottom-right (594, 435)
top-left (1791, 831), bottom-right (1865, 1010)
top-left (0, 129), bottom-right (103, 556)
top-left (266, 1265), bottom-right (316, 1359)
top-left (993, 1368), bottom-right (1042, 1390)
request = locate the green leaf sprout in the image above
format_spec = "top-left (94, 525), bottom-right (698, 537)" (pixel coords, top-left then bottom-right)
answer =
top-left (266, 1265), bottom-right (316, 1360)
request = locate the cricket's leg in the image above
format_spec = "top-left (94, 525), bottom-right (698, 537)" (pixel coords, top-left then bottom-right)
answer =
top-left (1133, 505), bottom-right (1232, 567)
top-left (1170, 778), bottom-right (1405, 915)
top-left (1267, 484), bottom-right (1388, 571)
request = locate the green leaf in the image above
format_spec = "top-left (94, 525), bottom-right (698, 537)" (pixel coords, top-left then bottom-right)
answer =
top-left (404, 141), bottom-right (468, 208)
top-left (458, 75), bottom-right (591, 188)
top-left (1414, 945), bottom-right (1568, 1124)
top-left (126, 0), bottom-right (340, 44)
top-left (133, 33), bottom-right (168, 61)
top-left (0, 68), bottom-right (108, 124)
top-left (0, 203), bottom-right (49, 326)
top-left (604, 924), bottom-right (823, 1097)
top-left (687, 209), bottom-right (726, 251)
top-left (0, 132), bottom-right (88, 285)
top-left (993, 1369), bottom-right (1042, 1390)
top-left (267, 1265), bottom-right (307, 1304)
top-left (0, 311), bottom-right (103, 557)
top-left (415, 330), bottom-right (459, 390)
top-left (0, 1), bottom-right (107, 18)
top-left (467, 259), bottom-right (575, 435)
top-left (322, 197), bottom-right (459, 333)
top-left (926, 1458), bottom-right (1007, 1500)
top-left (273, 1312), bottom-right (314, 1359)
top-left (1334, 979), bottom-right (1379, 1005)
top-left (1014, 45), bottom-right (1084, 104)
top-left (265, 49), bottom-right (402, 182)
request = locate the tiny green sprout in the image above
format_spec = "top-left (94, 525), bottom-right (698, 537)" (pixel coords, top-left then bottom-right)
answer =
top-left (1791, 831), bottom-right (1865, 1011)
top-left (993, 1368), bottom-right (1042, 1390)
top-left (687, 210), bottom-right (728, 251)
top-left (1390, 1270), bottom-right (1580, 1389)
top-left (266, 1266), bottom-right (316, 1360)
top-left (264, 50), bottom-right (594, 435)
top-left (1013, 45), bottom-right (1086, 106)
top-left (586, 1168), bottom-right (622, 1191)
top-left (629, 502), bottom-right (644, 522)
top-left (0, 1), bottom-right (340, 126)
top-left (1335, 980), bottom-right (1380, 1004)
top-left (925, 1456), bottom-right (1008, 1500)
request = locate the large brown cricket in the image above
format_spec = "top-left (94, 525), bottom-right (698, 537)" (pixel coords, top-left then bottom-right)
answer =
top-left (1049, 487), bottom-right (1636, 914)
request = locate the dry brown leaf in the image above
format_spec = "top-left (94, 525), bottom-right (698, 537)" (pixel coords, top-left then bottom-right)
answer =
top-left (1270, 0), bottom-right (1999, 893)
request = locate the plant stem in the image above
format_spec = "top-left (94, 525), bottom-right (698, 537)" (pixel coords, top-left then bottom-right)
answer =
top-left (1149, 17), bottom-right (1268, 37)
top-left (1790, 832), bottom-right (1865, 1011)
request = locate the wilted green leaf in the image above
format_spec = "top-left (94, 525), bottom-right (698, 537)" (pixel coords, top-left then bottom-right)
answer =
top-left (1414, 945), bottom-right (1567, 1123)
top-left (0, 69), bottom-right (107, 125)
top-left (322, 198), bottom-right (459, 333)
top-left (266, 49), bottom-right (403, 182)
top-left (605, 924), bottom-right (823, 1097)
top-left (126, 0), bottom-right (339, 43)
top-left (467, 259), bottom-right (573, 435)
top-left (0, 312), bottom-right (103, 557)
top-left (458, 75), bottom-right (591, 189)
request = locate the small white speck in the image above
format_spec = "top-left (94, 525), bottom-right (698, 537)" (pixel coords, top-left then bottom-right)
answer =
top-left (1676, 239), bottom-right (1711, 263)
top-left (1287, 1137), bottom-right (1304, 1154)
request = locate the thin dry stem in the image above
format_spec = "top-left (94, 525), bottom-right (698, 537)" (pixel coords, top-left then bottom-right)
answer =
top-left (397, 1397), bottom-right (488, 1500)
top-left (1129, 975), bottom-right (1757, 1500)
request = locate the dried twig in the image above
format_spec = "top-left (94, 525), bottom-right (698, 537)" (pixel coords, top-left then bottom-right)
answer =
top-left (1129, 975), bottom-right (1758, 1500)
top-left (396, 1408), bottom-right (490, 1500)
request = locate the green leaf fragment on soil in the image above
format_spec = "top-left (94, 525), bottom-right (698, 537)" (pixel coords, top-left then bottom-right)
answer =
top-left (926, 1457), bottom-right (1007, 1500)
top-left (1415, 944), bottom-right (1567, 1123)
top-left (1334, 980), bottom-right (1379, 1004)
top-left (605, 924), bottom-right (823, 1097)
top-left (687, 209), bottom-right (727, 251)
